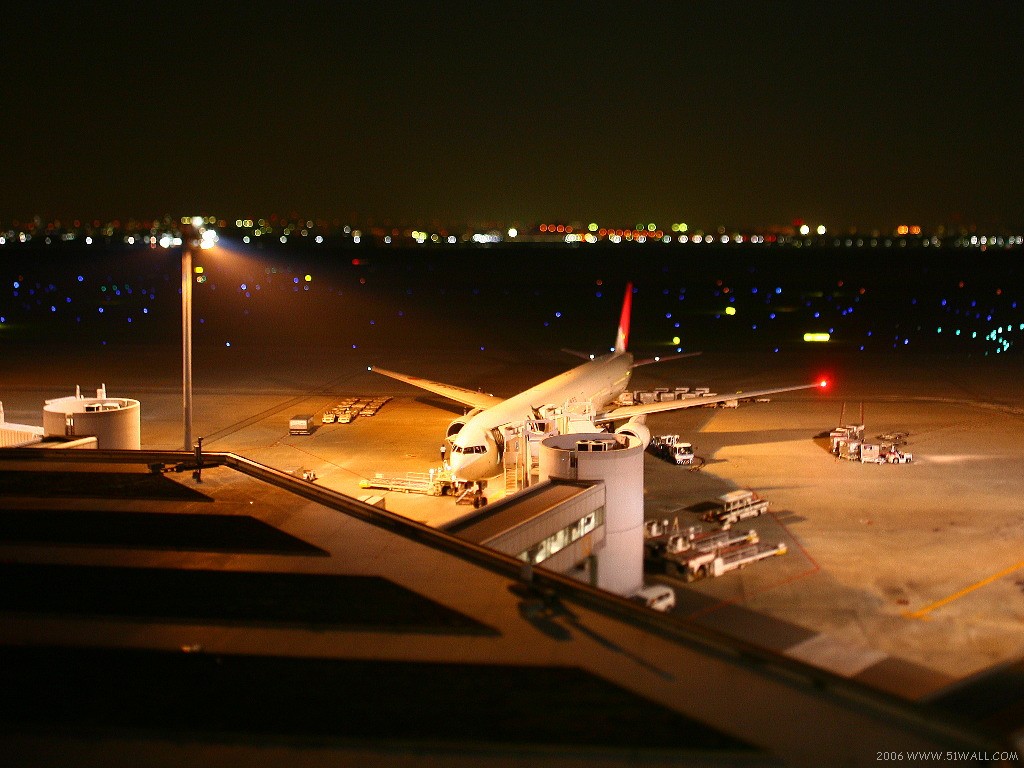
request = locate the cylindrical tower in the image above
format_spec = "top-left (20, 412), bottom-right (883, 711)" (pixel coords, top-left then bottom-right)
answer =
top-left (538, 433), bottom-right (644, 596)
top-left (42, 386), bottom-right (141, 450)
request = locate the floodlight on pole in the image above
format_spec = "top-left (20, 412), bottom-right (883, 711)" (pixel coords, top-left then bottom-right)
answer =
top-left (180, 220), bottom-right (202, 451)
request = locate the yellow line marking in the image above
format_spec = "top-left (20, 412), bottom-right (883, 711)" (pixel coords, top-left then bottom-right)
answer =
top-left (905, 559), bottom-right (1024, 620)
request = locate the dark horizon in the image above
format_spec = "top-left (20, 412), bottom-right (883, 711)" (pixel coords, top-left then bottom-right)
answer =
top-left (3, 2), bottom-right (1023, 230)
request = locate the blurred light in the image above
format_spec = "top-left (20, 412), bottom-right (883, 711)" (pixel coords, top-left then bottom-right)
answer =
top-left (799, 225), bottom-right (810, 235)
top-left (508, 228), bottom-right (518, 238)
top-left (304, 274), bottom-right (312, 282)
top-left (725, 306), bottom-right (736, 315)
top-left (672, 336), bottom-right (680, 344)
top-left (803, 333), bottom-right (831, 342)
top-left (816, 225), bottom-right (826, 235)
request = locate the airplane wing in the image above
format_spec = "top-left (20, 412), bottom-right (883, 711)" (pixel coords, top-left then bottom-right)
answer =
top-left (632, 351), bottom-right (703, 367)
top-left (563, 349), bottom-right (703, 366)
top-left (560, 348), bottom-right (593, 360)
top-left (597, 382), bottom-right (827, 421)
top-left (371, 367), bottom-right (505, 410)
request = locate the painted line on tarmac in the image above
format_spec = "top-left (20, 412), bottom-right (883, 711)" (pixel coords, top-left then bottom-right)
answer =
top-left (904, 558), bottom-right (1024, 620)
top-left (684, 510), bottom-right (821, 621)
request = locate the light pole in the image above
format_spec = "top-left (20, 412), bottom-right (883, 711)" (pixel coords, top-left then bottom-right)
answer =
top-left (181, 220), bottom-right (199, 451)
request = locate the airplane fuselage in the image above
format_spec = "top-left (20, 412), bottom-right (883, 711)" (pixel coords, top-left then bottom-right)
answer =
top-left (448, 351), bottom-right (634, 481)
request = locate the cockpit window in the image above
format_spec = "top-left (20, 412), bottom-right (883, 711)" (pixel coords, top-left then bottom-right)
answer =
top-left (453, 444), bottom-right (487, 454)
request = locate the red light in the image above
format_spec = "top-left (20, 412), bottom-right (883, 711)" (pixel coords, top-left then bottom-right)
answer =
top-left (819, 379), bottom-right (829, 388)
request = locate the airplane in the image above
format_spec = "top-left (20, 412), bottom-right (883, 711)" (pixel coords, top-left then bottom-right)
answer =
top-left (372, 283), bottom-right (827, 484)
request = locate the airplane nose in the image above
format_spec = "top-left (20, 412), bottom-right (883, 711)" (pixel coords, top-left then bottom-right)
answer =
top-left (449, 453), bottom-right (478, 481)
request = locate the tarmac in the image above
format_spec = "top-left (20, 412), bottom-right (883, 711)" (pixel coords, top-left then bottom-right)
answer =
top-left (4, 340), bottom-right (1024, 699)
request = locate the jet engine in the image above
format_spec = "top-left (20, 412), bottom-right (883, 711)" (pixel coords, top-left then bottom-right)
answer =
top-left (446, 409), bottom-right (483, 439)
top-left (615, 417), bottom-right (651, 448)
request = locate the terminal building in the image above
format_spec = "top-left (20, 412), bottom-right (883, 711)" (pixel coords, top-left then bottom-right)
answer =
top-left (445, 432), bottom-right (644, 596)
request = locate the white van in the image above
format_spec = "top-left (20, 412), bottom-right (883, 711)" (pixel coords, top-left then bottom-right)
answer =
top-left (632, 584), bottom-right (676, 612)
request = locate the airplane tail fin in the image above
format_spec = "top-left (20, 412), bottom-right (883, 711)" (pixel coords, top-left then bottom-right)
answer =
top-left (615, 282), bottom-right (632, 353)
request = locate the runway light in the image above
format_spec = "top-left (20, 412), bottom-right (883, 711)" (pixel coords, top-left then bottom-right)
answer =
top-left (725, 306), bottom-right (736, 315)
top-left (803, 333), bottom-right (831, 342)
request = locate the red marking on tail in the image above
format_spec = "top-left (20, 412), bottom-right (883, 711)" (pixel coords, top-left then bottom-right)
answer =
top-left (615, 282), bottom-right (632, 352)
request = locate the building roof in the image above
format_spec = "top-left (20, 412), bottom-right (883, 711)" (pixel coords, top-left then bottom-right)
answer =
top-left (441, 478), bottom-right (599, 542)
top-left (0, 447), bottom-right (1014, 767)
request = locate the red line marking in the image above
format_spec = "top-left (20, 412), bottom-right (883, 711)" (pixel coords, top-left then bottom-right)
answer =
top-left (684, 510), bottom-right (821, 620)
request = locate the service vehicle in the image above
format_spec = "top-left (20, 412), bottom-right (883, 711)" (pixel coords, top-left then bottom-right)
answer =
top-left (289, 415), bottom-right (315, 435)
top-left (650, 434), bottom-right (695, 465)
top-left (359, 468), bottom-right (458, 497)
top-left (631, 584), bottom-right (676, 612)
top-left (859, 443), bottom-right (886, 463)
top-left (706, 541), bottom-right (787, 578)
top-left (886, 448), bottom-right (913, 463)
top-left (656, 528), bottom-right (759, 578)
top-left (673, 540), bottom-right (786, 581)
top-left (321, 411), bottom-right (337, 424)
top-left (702, 489), bottom-right (770, 526)
top-left (643, 519), bottom-right (695, 558)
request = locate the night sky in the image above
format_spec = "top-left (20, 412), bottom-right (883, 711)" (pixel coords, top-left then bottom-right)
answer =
top-left (4, 2), bottom-right (1022, 230)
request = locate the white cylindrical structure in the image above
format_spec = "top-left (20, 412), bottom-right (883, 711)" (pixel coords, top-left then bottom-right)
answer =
top-left (43, 390), bottom-right (141, 449)
top-left (538, 433), bottom-right (644, 596)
